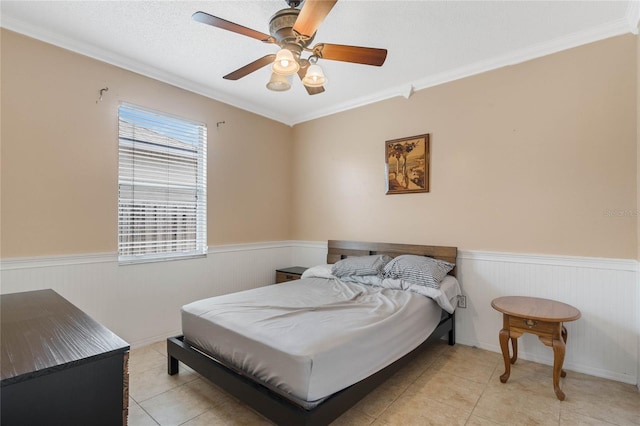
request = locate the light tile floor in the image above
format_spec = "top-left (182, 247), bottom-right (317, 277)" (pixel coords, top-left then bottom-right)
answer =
top-left (128, 340), bottom-right (640, 426)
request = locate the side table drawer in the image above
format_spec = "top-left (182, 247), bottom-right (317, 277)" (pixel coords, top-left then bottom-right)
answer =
top-left (276, 271), bottom-right (301, 283)
top-left (509, 315), bottom-right (559, 336)
top-left (275, 267), bottom-right (308, 284)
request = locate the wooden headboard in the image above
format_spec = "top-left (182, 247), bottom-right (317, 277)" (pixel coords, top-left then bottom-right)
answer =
top-left (327, 240), bottom-right (458, 276)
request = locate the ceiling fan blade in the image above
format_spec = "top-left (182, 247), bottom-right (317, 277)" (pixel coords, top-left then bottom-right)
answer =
top-left (297, 62), bottom-right (325, 95)
top-left (223, 54), bottom-right (276, 80)
top-left (304, 85), bottom-right (325, 95)
top-left (193, 11), bottom-right (273, 42)
top-left (313, 43), bottom-right (387, 66)
top-left (292, 0), bottom-right (338, 37)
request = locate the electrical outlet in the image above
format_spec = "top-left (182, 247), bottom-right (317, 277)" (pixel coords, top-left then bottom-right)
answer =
top-left (457, 295), bottom-right (467, 309)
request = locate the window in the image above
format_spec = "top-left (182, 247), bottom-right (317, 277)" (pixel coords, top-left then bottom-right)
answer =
top-left (118, 104), bottom-right (207, 264)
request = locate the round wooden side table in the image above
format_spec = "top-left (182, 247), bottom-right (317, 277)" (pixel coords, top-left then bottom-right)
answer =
top-left (491, 296), bottom-right (581, 401)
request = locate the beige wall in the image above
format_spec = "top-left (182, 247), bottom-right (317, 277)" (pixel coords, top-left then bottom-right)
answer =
top-left (0, 30), bottom-right (293, 258)
top-left (2, 30), bottom-right (638, 260)
top-left (636, 32), bottom-right (640, 389)
top-left (291, 35), bottom-right (637, 259)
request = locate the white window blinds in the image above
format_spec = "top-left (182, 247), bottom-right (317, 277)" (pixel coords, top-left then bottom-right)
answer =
top-left (118, 104), bottom-right (207, 264)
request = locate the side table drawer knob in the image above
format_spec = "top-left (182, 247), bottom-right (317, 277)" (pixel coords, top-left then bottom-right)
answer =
top-left (524, 319), bottom-right (538, 328)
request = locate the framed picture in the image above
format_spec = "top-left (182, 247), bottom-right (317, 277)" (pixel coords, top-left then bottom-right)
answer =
top-left (385, 134), bottom-right (430, 194)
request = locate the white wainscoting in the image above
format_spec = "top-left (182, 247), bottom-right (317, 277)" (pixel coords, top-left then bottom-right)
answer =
top-left (1, 241), bottom-right (638, 385)
top-left (0, 242), bottom-right (298, 348)
top-left (455, 250), bottom-right (638, 386)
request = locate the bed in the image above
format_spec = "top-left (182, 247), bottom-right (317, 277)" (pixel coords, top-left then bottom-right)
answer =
top-left (167, 240), bottom-right (459, 425)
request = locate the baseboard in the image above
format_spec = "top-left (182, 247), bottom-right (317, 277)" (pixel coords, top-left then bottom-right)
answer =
top-left (456, 338), bottom-right (638, 385)
top-left (129, 329), bottom-right (182, 350)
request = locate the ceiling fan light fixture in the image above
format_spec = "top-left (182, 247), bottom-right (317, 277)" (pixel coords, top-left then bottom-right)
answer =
top-left (272, 48), bottom-right (300, 75)
top-left (193, 1), bottom-right (386, 96)
top-left (266, 72), bottom-right (292, 91)
top-left (302, 64), bottom-right (326, 87)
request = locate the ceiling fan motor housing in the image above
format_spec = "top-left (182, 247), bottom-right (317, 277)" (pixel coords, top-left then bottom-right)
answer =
top-left (269, 8), bottom-right (314, 48)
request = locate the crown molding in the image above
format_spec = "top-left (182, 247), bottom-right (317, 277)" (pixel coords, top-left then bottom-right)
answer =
top-left (0, 15), bottom-right (295, 126)
top-left (288, 15), bottom-right (636, 125)
top-left (415, 18), bottom-right (631, 93)
top-left (1, 8), bottom-right (636, 127)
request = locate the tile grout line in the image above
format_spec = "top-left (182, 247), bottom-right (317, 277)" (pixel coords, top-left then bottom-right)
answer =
top-left (128, 341), bottom-right (640, 426)
top-left (131, 398), bottom-right (161, 426)
top-left (465, 360), bottom-right (502, 426)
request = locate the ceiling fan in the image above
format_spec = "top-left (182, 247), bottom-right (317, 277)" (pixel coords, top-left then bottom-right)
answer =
top-left (193, 0), bottom-right (387, 95)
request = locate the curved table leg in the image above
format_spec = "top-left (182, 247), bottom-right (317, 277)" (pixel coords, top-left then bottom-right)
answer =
top-left (552, 337), bottom-right (566, 401)
top-left (560, 325), bottom-right (568, 378)
top-left (499, 328), bottom-right (511, 383)
top-left (510, 337), bottom-right (518, 364)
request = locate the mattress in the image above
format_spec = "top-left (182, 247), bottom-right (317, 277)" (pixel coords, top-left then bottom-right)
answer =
top-left (181, 276), bottom-right (444, 406)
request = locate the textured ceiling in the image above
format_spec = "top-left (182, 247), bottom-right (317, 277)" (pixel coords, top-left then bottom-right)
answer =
top-left (2, 1), bottom-right (638, 125)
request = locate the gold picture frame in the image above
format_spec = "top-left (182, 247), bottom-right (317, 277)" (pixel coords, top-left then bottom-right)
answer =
top-left (385, 134), bottom-right (430, 194)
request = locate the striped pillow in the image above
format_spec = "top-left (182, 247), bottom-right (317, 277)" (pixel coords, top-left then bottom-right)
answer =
top-left (331, 255), bottom-right (392, 277)
top-left (382, 255), bottom-right (454, 289)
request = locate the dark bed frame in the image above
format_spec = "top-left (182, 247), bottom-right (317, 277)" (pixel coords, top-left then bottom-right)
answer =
top-left (167, 240), bottom-right (458, 425)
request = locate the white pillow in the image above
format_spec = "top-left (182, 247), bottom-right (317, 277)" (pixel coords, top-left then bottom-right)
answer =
top-left (301, 264), bottom-right (335, 279)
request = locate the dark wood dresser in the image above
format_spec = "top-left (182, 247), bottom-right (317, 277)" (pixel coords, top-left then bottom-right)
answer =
top-left (1, 289), bottom-right (130, 425)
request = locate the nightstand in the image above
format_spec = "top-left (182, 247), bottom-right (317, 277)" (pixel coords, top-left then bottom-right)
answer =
top-left (491, 296), bottom-right (581, 401)
top-left (275, 266), bottom-right (308, 283)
